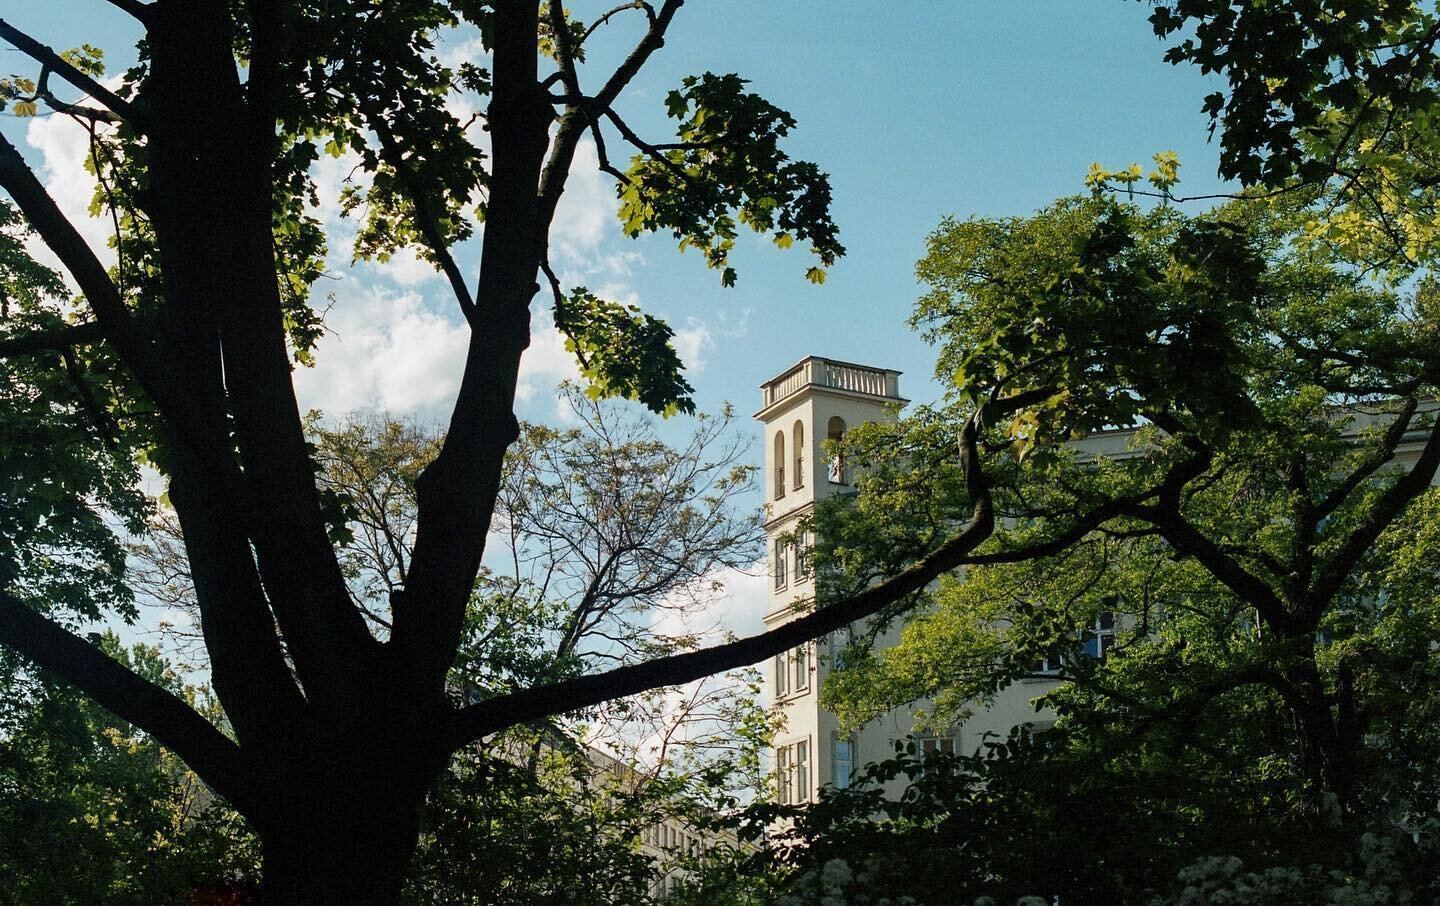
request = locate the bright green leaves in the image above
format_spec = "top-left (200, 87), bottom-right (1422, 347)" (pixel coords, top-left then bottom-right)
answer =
top-left (618, 72), bottom-right (844, 285)
top-left (58, 43), bottom-right (105, 78)
top-left (537, 6), bottom-right (586, 64)
top-left (1142, 3), bottom-right (1440, 277)
top-left (0, 75), bottom-right (40, 117)
top-left (276, 1), bottom-right (491, 271)
top-left (1147, 0), bottom-right (1436, 187)
top-left (553, 287), bottom-right (695, 416)
top-left (0, 636), bottom-right (258, 900)
top-left (1, 44), bottom-right (104, 116)
top-left (1086, 151), bottom-right (1181, 198)
top-left (914, 196), bottom-right (1268, 463)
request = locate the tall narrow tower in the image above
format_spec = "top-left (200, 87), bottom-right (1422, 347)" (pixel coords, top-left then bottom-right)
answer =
top-left (755, 356), bottom-right (906, 804)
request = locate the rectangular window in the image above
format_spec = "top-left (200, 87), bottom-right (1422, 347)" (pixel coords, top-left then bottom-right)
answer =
top-left (795, 533), bottom-right (811, 579)
top-left (833, 735), bottom-right (854, 790)
top-left (1083, 612), bottom-right (1116, 660)
top-left (777, 740), bottom-right (811, 804)
top-left (774, 539), bottom-right (789, 589)
top-left (918, 735), bottom-right (954, 757)
top-left (1029, 655), bottom-right (1064, 675)
top-left (795, 739), bottom-right (809, 801)
top-left (792, 643), bottom-right (810, 693)
top-left (774, 652), bottom-right (790, 698)
top-left (776, 746), bottom-right (792, 804)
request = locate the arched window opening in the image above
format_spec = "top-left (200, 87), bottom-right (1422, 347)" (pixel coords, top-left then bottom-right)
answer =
top-left (773, 430), bottom-right (786, 499)
top-left (792, 420), bottom-right (805, 490)
top-left (827, 416), bottom-right (847, 484)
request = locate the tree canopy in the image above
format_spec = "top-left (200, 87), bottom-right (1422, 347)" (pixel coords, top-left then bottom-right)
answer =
top-left (0, 2), bottom-right (917, 900)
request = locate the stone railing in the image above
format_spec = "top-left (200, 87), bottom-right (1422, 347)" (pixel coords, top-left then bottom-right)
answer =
top-left (760, 357), bottom-right (901, 409)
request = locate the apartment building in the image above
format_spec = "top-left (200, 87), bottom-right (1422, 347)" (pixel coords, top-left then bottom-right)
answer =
top-left (756, 355), bottom-right (1440, 805)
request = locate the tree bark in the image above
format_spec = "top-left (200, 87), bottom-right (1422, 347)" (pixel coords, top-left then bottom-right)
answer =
top-left (1285, 655), bottom-right (1356, 812)
top-left (259, 791), bottom-right (423, 906)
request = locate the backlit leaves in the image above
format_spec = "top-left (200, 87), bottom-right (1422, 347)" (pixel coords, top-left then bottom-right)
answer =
top-left (619, 72), bottom-right (844, 286)
top-left (554, 286), bottom-right (695, 416)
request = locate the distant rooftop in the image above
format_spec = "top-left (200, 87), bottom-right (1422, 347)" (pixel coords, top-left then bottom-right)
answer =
top-left (757, 356), bottom-right (905, 418)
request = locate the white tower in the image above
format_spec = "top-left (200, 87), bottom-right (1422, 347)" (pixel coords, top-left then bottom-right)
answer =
top-left (756, 356), bottom-right (1064, 804)
top-left (755, 356), bottom-right (907, 803)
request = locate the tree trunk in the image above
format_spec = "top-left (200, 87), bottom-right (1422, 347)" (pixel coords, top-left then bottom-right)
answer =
top-left (259, 786), bottom-right (424, 905)
top-left (1285, 657), bottom-right (1356, 813)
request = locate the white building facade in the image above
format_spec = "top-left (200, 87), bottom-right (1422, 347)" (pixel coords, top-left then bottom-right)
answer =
top-left (756, 357), bottom-right (1440, 808)
top-left (756, 356), bottom-right (1063, 804)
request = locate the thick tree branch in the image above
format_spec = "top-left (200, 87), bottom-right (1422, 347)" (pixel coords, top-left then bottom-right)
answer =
top-left (1309, 406), bottom-right (1440, 608)
top-left (167, 456), bottom-right (312, 748)
top-left (0, 590), bottom-right (256, 814)
top-left (1314, 397), bottom-right (1419, 522)
top-left (0, 19), bottom-right (149, 131)
top-left (396, 0), bottom-right (552, 691)
top-left (546, 0), bottom-right (582, 98)
top-left (542, 0), bottom-right (685, 207)
top-left (1149, 506), bottom-right (1294, 631)
top-left (0, 319), bottom-right (105, 358)
top-left (446, 404), bottom-right (993, 748)
top-left (0, 132), bottom-right (165, 393)
top-left (103, 0), bottom-right (154, 23)
top-left (593, 0), bottom-right (682, 108)
top-left (19, 66), bottom-right (124, 123)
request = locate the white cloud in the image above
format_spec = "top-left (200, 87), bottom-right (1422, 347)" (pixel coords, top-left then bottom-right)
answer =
top-left (517, 308), bottom-right (582, 409)
top-left (672, 320), bottom-right (714, 374)
top-left (22, 111), bottom-right (115, 276)
top-left (293, 282), bottom-right (469, 418)
top-left (550, 139), bottom-right (613, 261)
top-left (310, 147), bottom-right (366, 231)
top-left (648, 560), bottom-right (770, 645)
top-left (378, 245), bottom-right (445, 287)
top-left (707, 562), bottom-right (770, 641)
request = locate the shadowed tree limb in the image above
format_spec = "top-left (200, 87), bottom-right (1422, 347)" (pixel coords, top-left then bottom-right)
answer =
top-left (0, 19), bottom-right (150, 130)
top-left (1309, 408), bottom-right (1440, 609)
top-left (0, 590), bottom-right (256, 815)
top-left (103, 0), bottom-right (154, 23)
top-left (1314, 397), bottom-right (1420, 522)
top-left (395, 0), bottom-right (687, 697)
top-left (0, 320), bottom-right (106, 358)
top-left (364, 108), bottom-right (478, 323)
top-left (446, 402), bottom-right (995, 747)
top-left (0, 132), bottom-right (166, 397)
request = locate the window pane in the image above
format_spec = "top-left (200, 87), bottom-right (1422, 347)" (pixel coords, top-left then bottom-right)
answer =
top-left (796, 740), bottom-right (809, 801)
top-left (833, 737), bottom-right (853, 790)
top-left (777, 747), bottom-right (791, 803)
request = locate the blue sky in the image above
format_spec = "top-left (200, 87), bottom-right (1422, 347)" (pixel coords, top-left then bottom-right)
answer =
top-left (5, 1), bottom-right (1228, 419)
top-left (3, 2), bottom-right (1231, 641)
